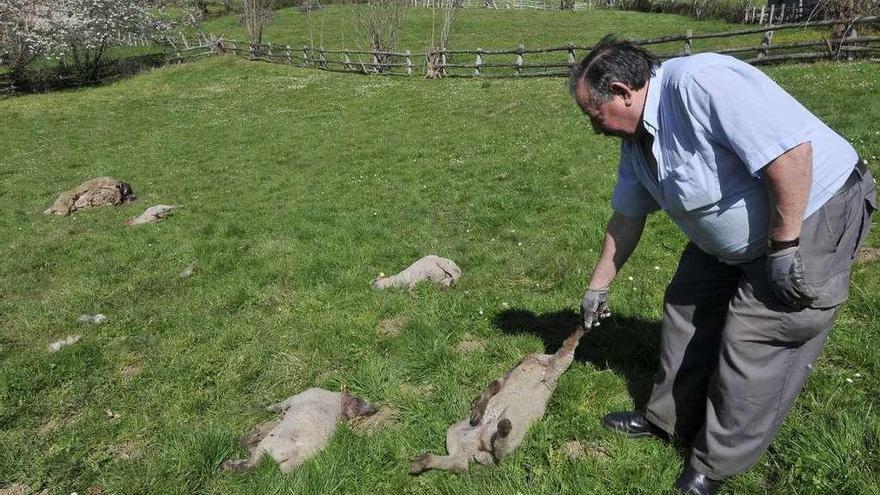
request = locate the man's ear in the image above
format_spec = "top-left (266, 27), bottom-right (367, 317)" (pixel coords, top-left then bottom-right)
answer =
top-left (609, 82), bottom-right (633, 105)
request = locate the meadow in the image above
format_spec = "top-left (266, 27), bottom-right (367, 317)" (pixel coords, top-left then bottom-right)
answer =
top-left (1, 7), bottom-right (879, 495)
top-left (199, 5), bottom-right (823, 54)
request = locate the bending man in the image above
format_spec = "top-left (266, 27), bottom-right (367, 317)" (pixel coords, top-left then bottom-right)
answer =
top-left (570, 36), bottom-right (876, 494)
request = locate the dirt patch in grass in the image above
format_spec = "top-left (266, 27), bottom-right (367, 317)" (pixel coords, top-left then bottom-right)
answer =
top-left (560, 440), bottom-right (609, 462)
top-left (37, 414), bottom-right (75, 436)
top-left (399, 383), bottom-right (436, 397)
top-left (456, 336), bottom-right (486, 353)
top-left (857, 246), bottom-right (880, 263)
top-left (120, 364), bottom-right (143, 379)
top-left (0, 484), bottom-right (30, 495)
top-left (377, 317), bottom-right (408, 337)
top-left (351, 406), bottom-right (399, 436)
top-left (37, 417), bottom-right (62, 435)
top-left (109, 440), bottom-right (143, 460)
top-left (0, 486), bottom-right (46, 495)
top-left (561, 440), bottom-right (584, 460)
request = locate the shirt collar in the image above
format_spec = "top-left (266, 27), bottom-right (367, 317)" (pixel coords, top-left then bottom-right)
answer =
top-left (642, 64), bottom-right (664, 134)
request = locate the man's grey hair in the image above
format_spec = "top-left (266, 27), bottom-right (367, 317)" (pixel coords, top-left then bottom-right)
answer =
top-left (569, 34), bottom-right (660, 102)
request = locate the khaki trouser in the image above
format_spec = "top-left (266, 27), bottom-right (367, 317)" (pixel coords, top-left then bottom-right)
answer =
top-left (645, 164), bottom-right (877, 479)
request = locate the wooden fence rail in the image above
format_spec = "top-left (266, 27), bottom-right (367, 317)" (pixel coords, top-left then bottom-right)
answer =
top-left (220, 15), bottom-right (880, 78)
top-left (408, 0), bottom-right (824, 24)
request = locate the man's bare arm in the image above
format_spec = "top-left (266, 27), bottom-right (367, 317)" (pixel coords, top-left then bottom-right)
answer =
top-left (764, 142), bottom-right (813, 242)
top-left (588, 211), bottom-right (647, 289)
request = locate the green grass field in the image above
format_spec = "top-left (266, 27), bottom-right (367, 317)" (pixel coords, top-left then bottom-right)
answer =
top-left (2, 8), bottom-right (879, 495)
top-left (199, 4), bottom-right (825, 52)
top-left (197, 5), bottom-right (827, 76)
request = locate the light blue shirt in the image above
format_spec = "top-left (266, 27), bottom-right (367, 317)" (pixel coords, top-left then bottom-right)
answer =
top-left (611, 53), bottom-right (859, 263)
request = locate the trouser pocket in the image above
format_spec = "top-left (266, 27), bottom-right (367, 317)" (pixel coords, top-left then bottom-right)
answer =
top-left (853, 170), bottom-right (877, 258)
top-left (776, 305), bottom-right (838, 343)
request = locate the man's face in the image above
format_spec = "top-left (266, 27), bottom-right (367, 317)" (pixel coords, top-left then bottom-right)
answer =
top-left (573, 79), bottom-right (640, 140)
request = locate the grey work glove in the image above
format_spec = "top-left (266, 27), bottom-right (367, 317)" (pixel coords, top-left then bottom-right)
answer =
top-left (767, 246), bottom-right (817, 310)
top-left (581, 288), bottom-right (611, 328)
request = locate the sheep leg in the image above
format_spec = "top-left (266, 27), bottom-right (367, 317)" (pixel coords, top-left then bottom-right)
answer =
top-left (470, 376), bottom-right (507, 426)
top-left (546, 325), bottom-right (585, 379)
top-left (409, 453), bottom-right (469, 474)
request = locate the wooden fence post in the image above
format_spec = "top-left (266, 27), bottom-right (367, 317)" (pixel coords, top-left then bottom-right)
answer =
top-left (779, 3), bottom-right (786, 22)
top-left (759, 5), bottom-right (766, 25)
top-left (285, 45), bottom-right (292, 64)
top-left (267, 42), bottom-right (273, 61)
top-left (768, 4), bottom-right (775, 25)
top-left (405, 49), bottom-right (413, 75)
top-left (758, 30), bottom-right (774, 59)
top-left (302, 46), bottom-right (310, 67)
top-left (566, 42), bottom-right (576, 66)
top-left (515, 44), bottom-right (524, 75)
top-left (319, 47), bottom-right (327, 69)
top-left (843, 28), bottom-right (857, 62)
top-left (343, 51), bottom-right (353, 71)
top-left (684, 29), bottom-right (693, 55)
top-left (372, 50), bottom-right (379, 72)
top-left (474, 48), bottom-right (484, 76)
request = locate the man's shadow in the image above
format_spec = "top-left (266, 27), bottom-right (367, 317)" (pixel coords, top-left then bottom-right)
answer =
top-left (493, 308), bottom-right (662, 409)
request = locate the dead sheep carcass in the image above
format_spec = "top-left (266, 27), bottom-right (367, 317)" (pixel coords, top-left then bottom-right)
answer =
top-left (44, 177), bottom-right (135, 215)
top-left (410, 325), bottom-right (585, 474)
top-left (222, 388), bottom-right (377, 474)
top-left (126, 205), bottom-right (180, 225)
top-left (373, 255), bottom-right (461, 290)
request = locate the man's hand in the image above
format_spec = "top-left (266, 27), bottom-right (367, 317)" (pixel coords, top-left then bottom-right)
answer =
top-left (767, 246), bottom-right (816, 309)
top-left (581, 288), bottom-right (611, 328)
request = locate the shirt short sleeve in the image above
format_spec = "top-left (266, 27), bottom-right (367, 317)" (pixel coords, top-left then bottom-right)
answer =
top-left (610, 150), bottom-right (660, 218)
top-left (681, 61), bottom-right (814, 176)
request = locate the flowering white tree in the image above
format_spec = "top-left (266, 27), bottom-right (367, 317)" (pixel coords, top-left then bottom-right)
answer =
top-left (1, 0), bottom-right (168, 84)
top-left (0, 0), bottom-right (56, 78)
top-left (51, 0), bottom-right (166, 80)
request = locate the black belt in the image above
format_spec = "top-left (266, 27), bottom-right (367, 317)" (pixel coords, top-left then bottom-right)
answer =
top-left (834, 159), bottom-right (868, 197)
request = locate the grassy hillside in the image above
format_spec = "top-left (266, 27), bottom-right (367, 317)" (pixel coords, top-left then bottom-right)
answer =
top-left (1, 54), bottom-right (878, 495)
top-left (198, 5), bottom-right (821, 52)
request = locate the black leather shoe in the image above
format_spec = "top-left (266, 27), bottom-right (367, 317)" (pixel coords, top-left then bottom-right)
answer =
top-left (675, 466), bottom-right (724, 495)
top-left (601, 411), bottom-right (665, 439)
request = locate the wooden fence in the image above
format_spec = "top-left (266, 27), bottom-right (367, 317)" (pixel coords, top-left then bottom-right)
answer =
top-left (743, 0), bottom-right (819, 24)
top-left (220, 15), bottom-right (880, 78)
top-left (406, 0), bottom-right (828, 22)
top-left (408, 0), bottom-right (579, 8)
top-left (166, 43), bottom-right (218, 63)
